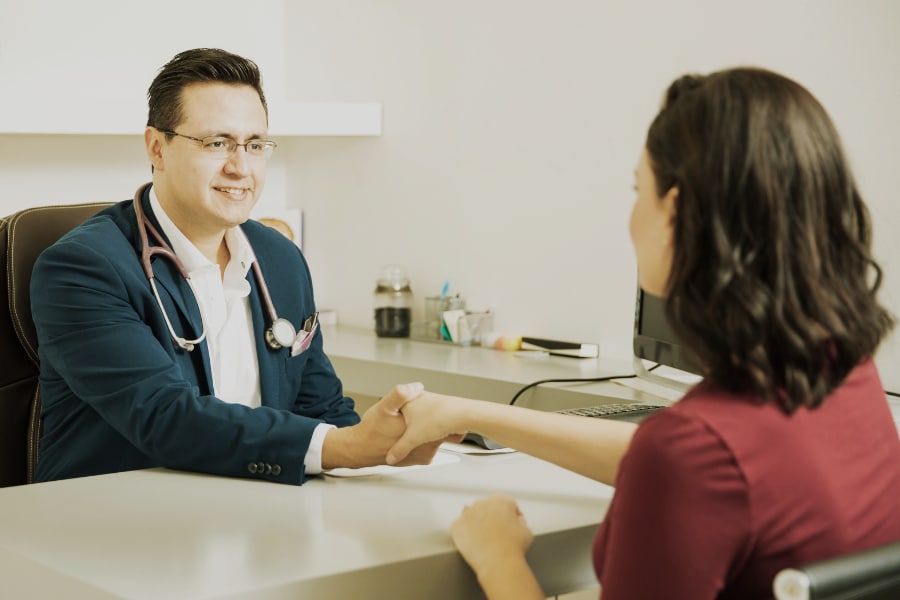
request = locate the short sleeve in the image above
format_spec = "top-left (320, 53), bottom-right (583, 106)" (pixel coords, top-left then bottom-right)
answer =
top-left (594, 411), bottom-right (752, 599)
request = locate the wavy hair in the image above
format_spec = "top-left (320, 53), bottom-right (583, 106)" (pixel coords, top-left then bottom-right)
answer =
top-left (645, 67), bottom-right (893, 411)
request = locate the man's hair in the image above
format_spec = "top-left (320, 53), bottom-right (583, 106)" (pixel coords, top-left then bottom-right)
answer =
top-left (645, 67), bottom-right (893, 411)
top-left (146, 48), bottom-right (268, 132)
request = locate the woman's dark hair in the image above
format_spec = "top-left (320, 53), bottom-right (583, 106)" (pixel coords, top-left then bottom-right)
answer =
top-left (645, 67), bottom-right (893, 411)
top-left (146, 48), bottom-right (267, 132)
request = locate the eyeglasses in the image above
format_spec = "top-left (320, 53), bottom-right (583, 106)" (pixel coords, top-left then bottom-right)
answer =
top-left (158, 129), bottom-right (277, 159)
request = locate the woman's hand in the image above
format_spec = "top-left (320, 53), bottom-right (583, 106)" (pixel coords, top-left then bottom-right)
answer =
top-left (451, 493), bottom-right (533, 568)
top-left (451, 494), bottom-right (543, 600)
top-left (323, 382), bottom-right (443, 469)
top-left (387, 390), bottom-right (469, 464)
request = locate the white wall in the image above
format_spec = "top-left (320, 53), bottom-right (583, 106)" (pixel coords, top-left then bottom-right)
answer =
top-left (0, 0), bottom-right (290, 211)
top-left (278, 0), bottom-right (900, 386)
top-left (3, 1), bottom-right (900, 387)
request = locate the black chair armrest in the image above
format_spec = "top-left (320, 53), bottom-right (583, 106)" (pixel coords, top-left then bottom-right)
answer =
top-left (773, 540), bottom-right (900, 600)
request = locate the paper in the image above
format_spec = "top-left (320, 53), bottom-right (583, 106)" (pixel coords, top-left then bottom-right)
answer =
top-left (441, 309), bottom-right (466, 342)
top-left (323, 450), bottom-right (460, 478)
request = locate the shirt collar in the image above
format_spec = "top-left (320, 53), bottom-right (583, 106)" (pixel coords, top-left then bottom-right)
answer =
top-left (149, 186), bottom-right (255, 278)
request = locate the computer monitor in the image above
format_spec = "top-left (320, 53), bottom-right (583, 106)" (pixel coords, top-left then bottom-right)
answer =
top-left (632, 286), bottom-right (703, 392)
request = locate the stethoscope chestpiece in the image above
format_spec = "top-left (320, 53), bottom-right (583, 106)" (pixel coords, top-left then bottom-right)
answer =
top-left (266, 317), bottom-right (296, 350)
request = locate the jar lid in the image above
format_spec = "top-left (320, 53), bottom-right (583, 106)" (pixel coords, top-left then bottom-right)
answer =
top-left (376, 265), bottom-right (411, 290)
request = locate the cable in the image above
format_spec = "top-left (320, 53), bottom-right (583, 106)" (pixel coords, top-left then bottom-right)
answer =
top-left (508, 363), bottom-right (661, 406)
top-left (509, 375), bottom-right (900, 405)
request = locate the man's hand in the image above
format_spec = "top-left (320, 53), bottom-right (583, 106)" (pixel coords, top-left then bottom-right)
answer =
top-left (387, 390), bottom-right (469, 464)
top-left (321, 382), bottom-right (444, 470)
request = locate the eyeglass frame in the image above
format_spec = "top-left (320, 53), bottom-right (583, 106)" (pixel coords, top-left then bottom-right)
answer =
top-left (155, 128), bottom-right (277, 158)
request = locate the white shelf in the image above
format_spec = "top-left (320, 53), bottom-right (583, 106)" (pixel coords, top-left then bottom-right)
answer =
top-left (0, 100), bottom-right (382, 137)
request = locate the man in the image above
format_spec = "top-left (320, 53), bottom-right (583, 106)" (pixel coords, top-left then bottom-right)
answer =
top-left (31, 48), bottom-right (439, 485)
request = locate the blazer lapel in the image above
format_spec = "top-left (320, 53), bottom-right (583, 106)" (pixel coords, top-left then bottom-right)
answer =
top-left (247, 270), bottom-right (281, 407)
top-left (138, 191), bottom-right (214, 388)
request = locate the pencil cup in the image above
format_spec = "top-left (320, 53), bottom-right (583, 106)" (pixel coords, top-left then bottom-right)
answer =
top-left (459, 311), bottom-right (493, 346)
top-left (424, 295), bottom-right (465, 340)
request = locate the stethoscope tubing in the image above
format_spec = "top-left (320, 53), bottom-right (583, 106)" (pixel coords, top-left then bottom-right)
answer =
top-left (132, 183), bottom-right (296, 352)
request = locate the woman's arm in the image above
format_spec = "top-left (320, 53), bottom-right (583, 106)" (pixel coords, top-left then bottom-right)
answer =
top-left (390, 391), bottom-right (637, 485)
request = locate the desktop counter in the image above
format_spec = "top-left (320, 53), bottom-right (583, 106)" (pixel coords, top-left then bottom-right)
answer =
top-left (322, 326), bottom-right (900, 430)
top-left (3, 327), bottom-right (896, 599)
top-left (0, 326), bottom-right (660, 599)
top-left (0, 451), bottom-right (612, 599)
top-left (321, 325), bottom-right (677, 410)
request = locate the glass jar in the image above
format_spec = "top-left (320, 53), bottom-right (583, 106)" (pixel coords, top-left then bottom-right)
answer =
top-left (373, 265), bottom-right (412, 337)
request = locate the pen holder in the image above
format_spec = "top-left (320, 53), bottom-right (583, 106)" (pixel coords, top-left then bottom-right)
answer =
top-left (413, 308), bottom-right (493, 346)
top-left (457, 311), bottom-right (493, 346)
top-left (423, 295), bottom-right (465, 340)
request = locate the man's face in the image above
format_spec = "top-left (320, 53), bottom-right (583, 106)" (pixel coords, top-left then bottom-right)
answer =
top-left (145, 82), bottom-right (269, 242)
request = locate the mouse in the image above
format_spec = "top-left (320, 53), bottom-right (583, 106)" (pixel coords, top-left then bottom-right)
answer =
top-left (463, 432), bottom-right (506, 450)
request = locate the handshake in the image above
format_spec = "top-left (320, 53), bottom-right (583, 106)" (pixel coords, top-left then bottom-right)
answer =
top-left (319, 382), bottom-right (469, 471)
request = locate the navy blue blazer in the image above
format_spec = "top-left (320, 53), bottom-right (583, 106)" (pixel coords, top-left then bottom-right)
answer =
top-left (32, 185), bottom-right (360, 485)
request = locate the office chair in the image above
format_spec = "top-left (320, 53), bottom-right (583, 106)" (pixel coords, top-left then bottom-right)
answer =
top-left (773, 539), bottom-right (900, 600)
top-left (0, 202), bottom-right (111, 487)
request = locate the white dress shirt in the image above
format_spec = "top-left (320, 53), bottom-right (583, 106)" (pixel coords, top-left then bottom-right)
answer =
top-left (149, 190), bottom-right (332, 473)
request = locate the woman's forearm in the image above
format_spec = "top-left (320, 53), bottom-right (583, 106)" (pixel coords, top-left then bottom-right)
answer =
top-left (476, 552), bottom-right (545, 600)
top-left (432, 395), bottom-right (636, 485)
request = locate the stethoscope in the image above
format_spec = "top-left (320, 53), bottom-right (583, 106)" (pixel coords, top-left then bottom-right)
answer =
top-left (133, 183), bottom-right (303, 352)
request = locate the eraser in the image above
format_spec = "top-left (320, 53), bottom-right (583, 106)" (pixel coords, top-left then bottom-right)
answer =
top-left (484, 333), bottom-right (522, 351)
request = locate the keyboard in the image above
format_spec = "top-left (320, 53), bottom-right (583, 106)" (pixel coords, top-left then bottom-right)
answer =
top-left (464, 403), bottom-right (668, 450)
top-left (556, 403), bottom-right (667, 422)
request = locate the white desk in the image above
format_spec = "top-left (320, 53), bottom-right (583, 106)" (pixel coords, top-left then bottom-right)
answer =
top-left (322, 325), bottom-right (675, 410)
top-left (0, 328), bottom-right (658, 599)
top-left (0, 452), bottom-right (612, 599)
top-left (323, 326), bottom-right (900, 431)
top-left (6, 328), bottom-right (895, 598)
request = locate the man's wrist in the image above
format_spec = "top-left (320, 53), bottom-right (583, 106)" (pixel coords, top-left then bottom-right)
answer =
top-left (303, 423), bottom-right (336, 474)
top-left (320, 424), bottom-right (359, 471)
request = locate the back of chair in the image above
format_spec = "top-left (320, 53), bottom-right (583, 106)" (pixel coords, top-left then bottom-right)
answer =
top-left (773, 539), bottom-right (900, 600)
top-left (0, 202), bottom-right (112, 487)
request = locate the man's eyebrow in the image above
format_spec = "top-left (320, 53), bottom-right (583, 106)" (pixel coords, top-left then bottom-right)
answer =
top-left (208, 131), bottom-right (267, 140)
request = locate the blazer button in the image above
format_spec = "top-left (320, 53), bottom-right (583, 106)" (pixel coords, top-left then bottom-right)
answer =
top-left (247, 462), bottom-right (259, 474)
top-left (265, 463), bottom-right (273, 475)
top-left (272, 465), bottom-right (282, 476)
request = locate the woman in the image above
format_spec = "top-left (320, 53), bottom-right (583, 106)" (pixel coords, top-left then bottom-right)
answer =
top-left (387, 67), bottom-right (900, 599)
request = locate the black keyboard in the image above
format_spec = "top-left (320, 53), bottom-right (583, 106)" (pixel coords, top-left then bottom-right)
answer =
top-left (556, 403), bottom-right (667, 422)
top-left (463, 403), bottom-right (667, 450)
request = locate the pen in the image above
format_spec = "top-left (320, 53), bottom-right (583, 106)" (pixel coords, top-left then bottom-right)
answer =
top-left (303, 312), bottom-right (319, 333)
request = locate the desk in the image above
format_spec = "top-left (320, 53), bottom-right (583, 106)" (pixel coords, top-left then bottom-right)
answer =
top-left (0, 452), bottom-right (612, 599)
top-left (323, 326), bottom-right (900, 431)
top-left (322, 325), bottom-right (675, 410)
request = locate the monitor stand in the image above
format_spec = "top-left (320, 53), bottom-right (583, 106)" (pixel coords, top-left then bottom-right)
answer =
top-left (632, 356), bottom-right (700, 394)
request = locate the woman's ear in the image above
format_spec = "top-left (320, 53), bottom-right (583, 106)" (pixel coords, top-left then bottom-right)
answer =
top-left (662, 186), bottom-right (678, 225)
top-left (659, 186), bottom-right (679, 255)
